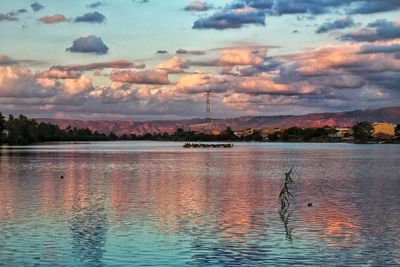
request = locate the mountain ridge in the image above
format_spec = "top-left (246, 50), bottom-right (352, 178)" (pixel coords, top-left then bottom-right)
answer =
top-left (36, 107), bottom-right (400, 136)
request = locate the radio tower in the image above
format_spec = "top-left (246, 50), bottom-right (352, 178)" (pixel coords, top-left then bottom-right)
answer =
top-left (205, 90), bottom-right (211, 123)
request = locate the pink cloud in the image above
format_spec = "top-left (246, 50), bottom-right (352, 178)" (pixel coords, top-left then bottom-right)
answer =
top-left (158, 57), bottom-right (189, 73)
top-left (55, 60), bottom-right (144, 71)
top-left (0, 66), bottom-right (54, 98)
top-left (110, 69), bottom-right (170, 84)
top-left (219, 47), bottom-right (266, 66)
top-left (63, 76), bottom-right (94, 95)
top-left (39, 14), bottom-right (67, 24)
top-left (35, 67), bottom-right (81, 79)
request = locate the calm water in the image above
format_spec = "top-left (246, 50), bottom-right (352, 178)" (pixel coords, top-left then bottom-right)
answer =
top-left (0, 142), bottom-right (400, 266)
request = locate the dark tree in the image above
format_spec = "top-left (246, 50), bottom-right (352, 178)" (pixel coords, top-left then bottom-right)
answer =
top-left (268, 132), bottom-right (281, 142)
top-left (0, 112), bottom-right (5, 143)
top-left (302, 128), bottom-right (315, 142)
top-left (284, 127), bottom-right (303, 138)
top-left (352, 122), bottom-right (373, 143)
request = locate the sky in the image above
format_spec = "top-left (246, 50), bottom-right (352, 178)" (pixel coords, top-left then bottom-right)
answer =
top-left (0, 0), bottom-right (399, 120)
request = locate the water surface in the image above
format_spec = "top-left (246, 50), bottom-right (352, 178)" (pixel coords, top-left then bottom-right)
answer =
top-left (1, 142), bottom-right (400, 266)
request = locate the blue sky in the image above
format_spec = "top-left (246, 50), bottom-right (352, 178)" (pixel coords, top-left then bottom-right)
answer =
top-left (0, 0), bottom-right (399, 120)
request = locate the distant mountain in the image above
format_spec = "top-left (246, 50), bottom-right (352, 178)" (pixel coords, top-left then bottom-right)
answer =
top-left (37, 107), bottom-right (400, 136)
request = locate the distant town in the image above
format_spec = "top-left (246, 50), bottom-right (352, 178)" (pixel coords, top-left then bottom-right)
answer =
top-left (1, 112), bottom-right (399, 145)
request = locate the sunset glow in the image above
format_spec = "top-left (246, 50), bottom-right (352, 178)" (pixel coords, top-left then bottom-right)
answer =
top-left (0, 0), bottom-right (399, 120)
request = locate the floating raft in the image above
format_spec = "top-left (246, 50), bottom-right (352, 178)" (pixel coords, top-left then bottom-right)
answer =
top-left (183, 143), bottom-right (234, 148)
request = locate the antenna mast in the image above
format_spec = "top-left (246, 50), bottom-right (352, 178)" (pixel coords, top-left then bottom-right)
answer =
top-left (205, 90), bottom-right (211, 123)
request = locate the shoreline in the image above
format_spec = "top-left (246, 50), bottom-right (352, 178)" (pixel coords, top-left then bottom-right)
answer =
top-left (1, 139), bottom-right (399, 146)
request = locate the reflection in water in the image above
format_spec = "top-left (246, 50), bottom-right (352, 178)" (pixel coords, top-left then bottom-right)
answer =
top-left (70, 204), bottom-right (107, 266)
top-left (62, 155), bottom-right (109, 266)
top-left (280, 211), bottom-right (293, 241)
top-left (0, 142), bottom-right (400, 265)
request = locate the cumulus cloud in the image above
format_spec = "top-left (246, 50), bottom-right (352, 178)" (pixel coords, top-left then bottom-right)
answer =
top-left (31, 2), bottom-right (45, 12)
top-left (157, 57), bottom-right (189, 73)
top-left (222, 93), bottom-right (303, 112)
top-left (39, 14), bottom-right (67, 24)
top-left (0, 66), bottom-right (54, 98)
top-left (359, 43), bottom-right (400, 54)
top-left (280, 43), bottom-right (400, 92)
top-left (274, 0), bottom-right (326, 14)
top-left (249, 0), bottom-right (400, 15)
top-left (0, 66), bottom-right (94, 100)
top-left (54, 60), bottom-right (144, 71)
top-left (2, 28), bottom-right (400, 119)
top-left (233, 77), bottom-right (289, 94)
top-left (348, 1), bottom-right (400, 14)
top-left (176, 73), bottom-right (210, 90)
top-left (237, 59), bottom-right (283, 76)
top-left (184, 1), bottom-right (212, 12)
top-left (95, 85), bottom-right (138, 104)
top-left (193, 5), bottom-right (266, 30)
top-left (205, 40), bottom-right (400, 113)
top-left (176, 49), bottom-right (205, 55)
top-left (172, 73), bottom-right (231, 96)
top-left (341, 19), bottom-right (400, 42)
top-left (316, 17), bottom-right (355, 34)
top-left (66, 35), bottom-right (109, 54)
top-left (35, 68), bottom-right (81, 79)
top-left (63, 76), bottom-right (94, 95)
top-left (219, 47), bottom-right (266, 66)
top-left (74, 12), bottom-right (106, 23)
top-left (110, 69), bottom-right (170, 84)
top-left (191, 0), bottom-right (400, 32)
top-left (317, 74), bottom-right (365, 89)
top-left (176, 73), bottom-right (213, 92)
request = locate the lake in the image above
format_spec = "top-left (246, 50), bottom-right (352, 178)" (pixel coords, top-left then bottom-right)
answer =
top-left (0, 142), bottom-right (400, 266)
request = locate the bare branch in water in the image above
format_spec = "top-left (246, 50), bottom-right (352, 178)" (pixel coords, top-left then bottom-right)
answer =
top-left (278, 167), bottom-right (295, 240)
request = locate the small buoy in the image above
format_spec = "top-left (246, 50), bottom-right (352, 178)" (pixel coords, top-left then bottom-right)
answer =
top-left (308, 203), bottom-right (313, 207)
top-left (60, 176), bottom-right (64, 179)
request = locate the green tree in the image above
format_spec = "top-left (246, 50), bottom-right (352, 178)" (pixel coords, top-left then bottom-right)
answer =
top-left (352, 122), bottom-right (373, 143)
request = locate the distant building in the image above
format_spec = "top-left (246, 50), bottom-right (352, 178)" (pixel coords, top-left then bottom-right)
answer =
top-left (372, 122), bottom-right (396, 140)
top-left (234, 128), bottom-right (255, 137)
top-left (331, 127), bottom-right (352, 138)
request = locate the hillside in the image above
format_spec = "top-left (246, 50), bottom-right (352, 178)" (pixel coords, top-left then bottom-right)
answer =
top-left (37, 107), bottom-right (400, 136)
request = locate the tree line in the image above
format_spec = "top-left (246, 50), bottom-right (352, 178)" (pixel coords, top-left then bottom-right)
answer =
top-left (0, 113), bottom-right (113, 145)
top-left (267, 122), bottom-right (400, 143)
top-left (0, 112), bottom-right (399, 145)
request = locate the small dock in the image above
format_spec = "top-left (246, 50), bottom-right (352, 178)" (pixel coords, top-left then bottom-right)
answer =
top-left (183, 143), bottom-right (234, 148)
